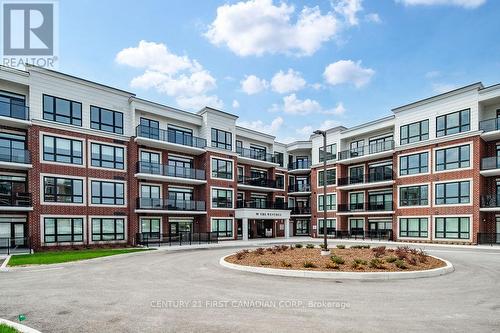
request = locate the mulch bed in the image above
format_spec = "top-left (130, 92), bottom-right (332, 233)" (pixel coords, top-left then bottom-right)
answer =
top-left (225, 245), bottom-right (446, 272)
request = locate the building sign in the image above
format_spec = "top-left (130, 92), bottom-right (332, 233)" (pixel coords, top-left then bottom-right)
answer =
top-left (235, 209), bottom-right (291, 219)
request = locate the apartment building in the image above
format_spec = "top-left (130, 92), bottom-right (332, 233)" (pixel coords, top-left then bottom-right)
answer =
top-left (0, 65), bottom-right (499, 251)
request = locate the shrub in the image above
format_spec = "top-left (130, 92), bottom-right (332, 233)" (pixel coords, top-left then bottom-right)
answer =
top-left (362, 245), bottom-right (371, 249)
top-left (336, 244), bottom-right (345, 249)
top-left (303, 261), bottom-right (316, 268)
top-left (386, 256), bottom-right (397, 263)
top-left (350, 245), bottom-right (363, 249)
top-left (281, 260), bottom-right (292, 268)
top-left (325, 262), bottom-right (340, 270)
top-left (235, 250), bottom-right (249, 260)
top-left (330, 255), bottom-right (345, 265)
top-left (369, 258), bottom-right (385, 269)
top-left (416, 249), bottom-right (428, 263)
top-left (372, 246), bottom-right (386, 258)
top-left (306, 244), bottom-right (315, 249)
top-left (395, 246), bottom-right (410, 260)
top-left (266, 247), bottom-right (274, 252)
top-left (394, 259), bottom-right (407, 269)
top-left (353, 258), bottom-right (368, 265)
top-left (280, 245), bottom-right (289, 251)
top-left (407, 256), bottom-right (418, 265)
top-left (255, 248), bottom-right (265, 255)
top-left (259, 260), bottom-right (271, 266)
top-left (295, 244), bottom-right (303, 248)
top-left (319, 243), bottom-right (327, 249)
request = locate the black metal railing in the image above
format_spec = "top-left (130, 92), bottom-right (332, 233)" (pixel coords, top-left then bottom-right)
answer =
top-left (137, 161), bottom-right (205, 180)
top-left (136, 232), bottom-right (218, 247)
top-left (0, 192), bottom-right (32, 207)
top-left (317, 230), bottom-right (393, 241)
top-left (480, 195), bottom-right (500, 208)
top-left (338, 140), bottom-right (394, 160)
top-left (0, 147), bottom-right (31, 164)
top-left (288, 160), bottom-right (311, 170)
top-left (238, 176), bottom-right (278, 188)
top-left (337, 172), bottom-right (393, 186)
top-left (136, 125), bottom-right (207, 148)
top-left (477, 233), bottom-right (500, 245)
top-left (0, 100), bottom-right (29, 120)
top-left (0, 237), bottom-right (31, 255)
top-left (236, 147), bottom-right (275, 163)
top-left (337, 201), bottom-right (394, 212)
top-left (137, 198), bottom-right (206, 211)
top-left (481, 156), bottom-right (500, 170)
top-left (479, 118), bottom-right (500, 133)
top-left (288, 183), bottom-right (311, 192)
top-left (236, 200), bottom-right (288, 210)
top-left (291, 207), bottom-right (311, 215)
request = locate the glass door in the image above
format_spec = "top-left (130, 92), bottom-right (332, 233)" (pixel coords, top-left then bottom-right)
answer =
top-left (140, 184), bottom-right (161, 209)
top-left (295, 219), bottom-right (310, 235)
top-left (13, 223), bottom-right (25, 246)
top-left (350, 219), bottom-right (364, 236)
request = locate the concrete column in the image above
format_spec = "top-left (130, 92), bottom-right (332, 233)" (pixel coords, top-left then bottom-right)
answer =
top-left (242, 218), bottom-right (249, 241)
top-left (284, 218), bottom-right (290, 239)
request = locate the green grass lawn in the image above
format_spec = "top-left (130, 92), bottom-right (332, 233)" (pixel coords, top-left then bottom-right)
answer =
top-left (8, 248), bottom-right (150, 267)
top-left (0, 323), bottom-right (20, 333)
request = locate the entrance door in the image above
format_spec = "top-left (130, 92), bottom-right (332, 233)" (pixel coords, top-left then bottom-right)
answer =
top-left (256, 220), bottom-right (273, 238)
top-left (295, 219), bottom-right (310, 235)
top-left (0, 219), bottom-right (26, 247)
top-left (368, 220), bottom-right (392, 239)
top-left (169, 219), bottom-right (193, 235)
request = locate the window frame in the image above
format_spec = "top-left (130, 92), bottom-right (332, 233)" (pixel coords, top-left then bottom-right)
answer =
top-left (399, 151), bottom-right (429, 177)
top-left (319, 143), bottom-right (337, 162)
top-left (90, 106), bottom-right (124, 134)
top-left (211, 187), bottom-right (234, 209)
top-left (42, 134), bottom-right (83, 166)
top-left (318, 193), bottom-right (337, 211)
top-left (90, 180), bottom-right (126, 206)
top-left (43, 217), bottom-right (84, 244)
top-left (436, 109), bottom-right (470, 137)
top-left (318, 168), bottom-right (336, 187)
top-left (90, 142), bottom-right (125, 170)
top-left (434, 180), bottom-right (471, 206)
top-left (42, 94), bottom-right (82, 126)
top-left (42, 175), bottom-right (84, 205)
top-left (211, 218), bottom-right (233, 238)
top-left (398, 184), bottom-right (429, 208)
top-left (398, 217), bottom-right (429, 239)
top-left (211, 128), bottom-right (232, 151)
top-left (400, 119), bottom-right (429, 145)
top-left (434, 216), bottom-right (470, 240)
top-left (91, 217), bottom-right (126, 242)
top-left (434, 143), bottom-right (471, 172)
top-left (211, 157), bottom-right (233, 180)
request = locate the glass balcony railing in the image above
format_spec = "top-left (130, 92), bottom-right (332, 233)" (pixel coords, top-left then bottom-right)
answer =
top-left (337, 172), bottom-right (393, 186)
top-left (137, 198), bottom-right (206, 211)
top-left (481, 157), bottom-right (500, 170)
top-left (288, 160), bottom-right (311, 170)
top-left (288, 183), bottom-right (311, 192)
top-left (236, 147), bottom-right (275, 163)
top-left (137, 162), bottom-right (205, 180)
top-left (236, 200), bottom-right (288, 210)
top-left (238, 176), bottom-right (279, 189)
top-left (0, 192), bottom-right (32, 207)
top-left (338, 140), bottom-right (394, 160)
top-left (337, 202), bottom-right (394, 212)
top-left (0, 147), bottom-right (31, 164)
top-left (290, 206), bottom-right (311, 215)
top-left (479, 118), bottom-right (500, 133)
top-left (136, 125), bottom-right (206, 149)
top-left (0, 100), bottom-right (29, 120)
top-left (480, 195), bottom-right (500, 208)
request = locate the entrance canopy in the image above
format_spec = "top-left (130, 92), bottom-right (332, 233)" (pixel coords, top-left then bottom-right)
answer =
top-left (234, 208), bottom-right (291, 220)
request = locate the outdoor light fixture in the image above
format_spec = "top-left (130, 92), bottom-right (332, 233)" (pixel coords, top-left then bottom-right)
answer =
top-left (314, 130), bottom-right (330, 255)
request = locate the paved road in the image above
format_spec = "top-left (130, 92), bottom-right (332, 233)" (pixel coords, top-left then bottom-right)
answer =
top-left (1, 244), bottom-right (499, 333)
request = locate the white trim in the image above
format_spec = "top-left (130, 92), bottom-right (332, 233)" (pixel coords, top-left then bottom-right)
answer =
top-left (40, 215), bottom-right (87, 246)
top-left (396, 216), bottom-right (431, 241)
top-left (34, 119), bottom-right (129, 141)
top-left (88, 215), bottom-right (128, 244)
top-left (88, 177), bottom-right (127, 207)
top-left (210, 216), bottom-right (235, 240)
top-left (432, 214), bottom-right (474, 242)
top-left (210, 156), bottom-right (235, 181)
top-left (39, 131), bottom-right (86, 168)
top-left (397, 149), bottom-right (431, 178)
top-left (316, 192), bottom-right (337, 212)
top-left (396, 182), bottom-right (431, 209)
top-left (39, 173), bottom-right (87, 206)
top-left (433, 141), bottom-right (473, 174)
top-left (433, 178), bottom-right (473, 207)
top-left (87, 139), bottom-right (127, 172)
top-left (396, 130), bottom-right (481, 151)
top-left (210, 186), bottom-right (235, 210)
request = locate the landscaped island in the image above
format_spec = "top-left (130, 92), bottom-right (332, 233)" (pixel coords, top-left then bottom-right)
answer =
top-left (225, 244), bottom-right (445, 272)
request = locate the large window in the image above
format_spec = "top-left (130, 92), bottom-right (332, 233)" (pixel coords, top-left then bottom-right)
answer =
top-left (349, 192), bottom-right (364, 210)
top-left (318, 169), bottom-right (336, 187)
top-left (399, 185), bottom-right (428, 206)
top-left (317, 219), bottom-right (336, 235)
top-left (275, 174), bottom-right (284, 189)
top-left (91, 143), bottom-right (124, 170)
top-left (435, 181), bottom-right (470, 205)
top-left (211, 158), bottom-right (233, 179)
top-left (43, 176), bottom-right (83, 203)
top-left (318, 193), bottom-right (336, 211)
top-left (319, 144), bottom-right (337, 162)
top-left (139, 118), bottom-right (160, 139)
top-left (399, 152), bottom-right (428, 176)
top-left (44, 217), bottom-right (83, 243)
top-left (436, 109), bottom-right (470, 137)
top-left (91, 218), bottom-right (125, 241)
top-left (274, 152), bottom-right (284, 167)
top-left (435, 144), bottom-right (470, 171)
top-left (369, 135), bottom-right (393, 153)
top-left (211, 219), bottom-right (233, 237)
top-left (90, 106), bottom-right (123, 134)
top-left (212, 188), bottom-right (233, 208)
top-left (211, 128), bottom-right (232, 150)
top-left (400, 120), bottom-right (429, 145)
top-left (399, 218), bottom-right (428, 238)
top-left (349, 219), bottom-right (364, 235)
top-left (435, 217), bottom-right (470, 239)
top-left (141, 218), bottom-right (160, 237)
top-left (43, 95), bottom-right (82, 126)
top-left (91, 181), bottom-right (125, 205)
top-left (43, 135), bottom-right (83, 165)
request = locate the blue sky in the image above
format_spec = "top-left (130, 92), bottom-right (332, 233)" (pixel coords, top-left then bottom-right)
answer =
top-left (57, 0), bottom-right (500, 142)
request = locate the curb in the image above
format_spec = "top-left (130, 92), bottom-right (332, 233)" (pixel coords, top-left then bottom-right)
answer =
top-left (0, 318), bottom-right (41, 333)
top-left (219, 254), bottom-right (454, 280)
top-left (0, 255), bottom-right (11, 271)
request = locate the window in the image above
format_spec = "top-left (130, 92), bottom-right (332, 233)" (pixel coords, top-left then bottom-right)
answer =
top-left (317, 219), bottom-right (336, 235)
top-left (43, 176), bottom-right (83, 203)
top-left (399, 152), bottom-right (428, 176)
top-left (368, 192), bottom-right (393, 211)
top-left (435, 181), bottom-right (470, 205)
top-left (368, 163), bottom-right (392, 182)
top-left (436, 109), bottom-right (470, 137)
top-left (318, 169), bottom-right (336, 187)
top-left (43, 135), bottom-right (83, 165)
top-left (275, 174), bottom-right (284, 189)
top-left (349, 166), bottom-right (364, 184)
top-left (139, 118), bottom-right (159, 139)
top-left (211, 128), bottom-right (232, 150)
top-left (92, 218), bottom-right (125, 241)
top-left (141, 218), bottom-right (160, 237)
top-left (274, 152), bottom-right (284, 167)
top-left (400, 120), bottom-right (429, 145)
top-left (211, 219), bottom-right (233, 237)
top-left (91, 143), bottom-right (124, 170)
top-left (212, 188), bottom-right (233, 208)
top-left (435, 145), bottom-right (470, 171)
top-left (369, 135), bottom-right (393, 153)
top-left (91, 181), bottom-right (125, 205)
top-left (318, 194), bottom-right (336, 211)
top-left (399, 185), bottom-right (428, 206)
top-left (350, 140), bottom-right (364, 155)
top-left (44, 217), bottom-right (83, 243)
top-left (319, 144), bottom-right (337, 162)
top-left (236, 140), bottom-right (243, 154)
top-left (399, 218), bottom-right (428, 238)
top-left (435, 217), bottom-right (470, 239)
top-left (90, 106), bottom-right (123, 134)
top-left (349, 219), bottom-right (364, 235)
top-left (43, 95), bottom-right (82, 126)
top-left (211, 158), bottom-right (233, 179)
top-left (167, 126), bottom-right (193, 145)
top-left (349, 192), bottom-right (364, 210)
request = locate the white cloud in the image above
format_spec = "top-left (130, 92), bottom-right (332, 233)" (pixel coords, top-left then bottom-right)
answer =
top-left (365, 13), bottom-right (382, 23)
top-left (395, 0), bottom-right (486, 9)
top-left (425, 70), bottom-right (441, 79)
top-left (241, 75), bottom-right (268, 95)
top-left (295, 119), bottom-right (341, 138)
top-left (432, 83), bottom-right (458, 94)
top-left (282, 94), bottom-right (323, 115)
top-left (271, 69), bottom-right (306, 94)
top-left (116, 40), bottom-right (222, 111)
top-left (323, 60), bottom-right (375, 88)
top-left (237, 116), bottom-right (284, 135)
top-left (205, 0), bottom-right (339, 56)
top-left (334, 0), bottom-right (363, 26)
top-left (232, 99), bottom-right (240, 108)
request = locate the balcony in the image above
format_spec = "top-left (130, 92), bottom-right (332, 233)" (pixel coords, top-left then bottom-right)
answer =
top-left (135, 162), bottom-right (206, 185)
top-left (480, 195), bottom-right (500, 211)
top-left (480, 157), bottom-right (500, 176)
top-left (337, 140), bottom-right (394, 164)
top-left (288, 183), bottom-right (312, 194)
top-left (337, 202), bottom-right (394, 215)
top-left (0, 100), bottom-right (30, 128)
top-left (236, 147), bottom-right (277, 167)
top-left (290, 206), bottom-right (311, 215)
top-left (136, 198), bottom-right (206, 214)
top-left (236, 200), bottom-right (288, 210)
top-left (0, 192), bottom-right (33, 211)
top-left (479, 118), bottom-right (500, 141)
top-left (0, 147), bottom-right (32, 169)
top-left (288, 160), bottom-right (311, 174)
top-left (337, 172), bottom-right (394, 190)
top-left (237, 176), bottom-right (282, 192)
top-left (135, 125), bottom-right (207, 155)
